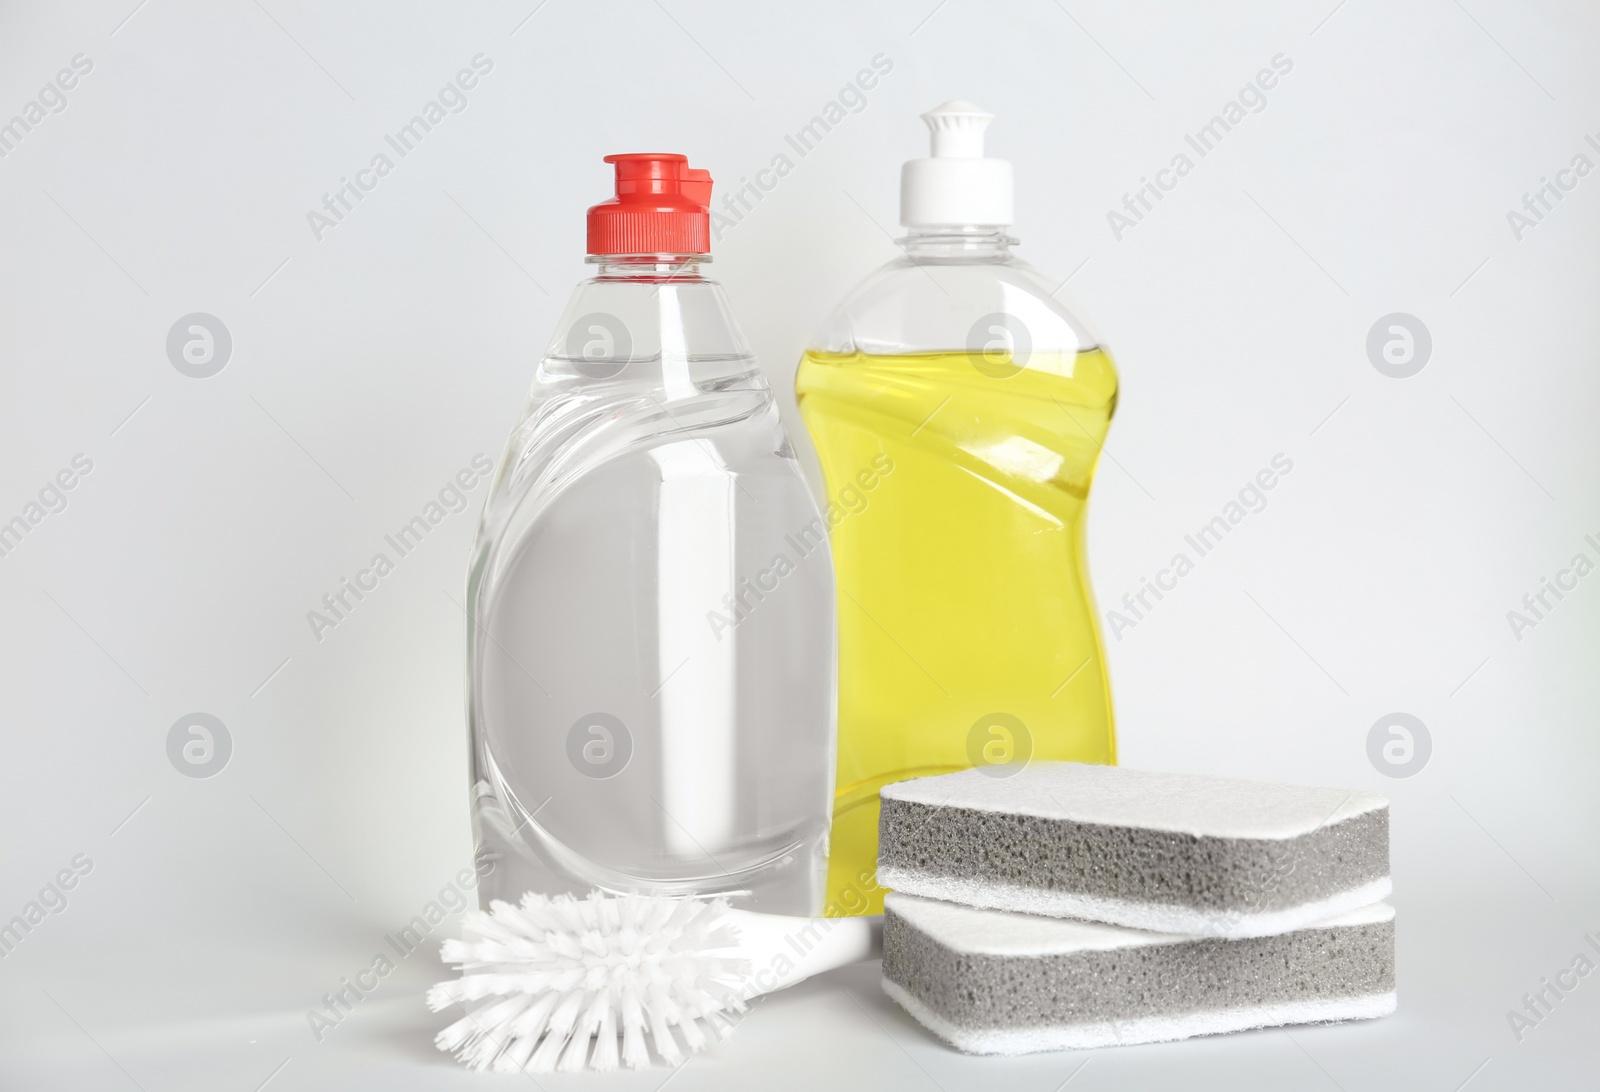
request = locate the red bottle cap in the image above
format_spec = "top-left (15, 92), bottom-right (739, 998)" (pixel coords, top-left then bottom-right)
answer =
top-left (587, 153), bottom-right (713, 256)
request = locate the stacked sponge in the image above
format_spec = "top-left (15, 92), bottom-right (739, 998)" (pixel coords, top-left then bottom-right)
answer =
top-left (876, 762), bottom-right (1396, 1054)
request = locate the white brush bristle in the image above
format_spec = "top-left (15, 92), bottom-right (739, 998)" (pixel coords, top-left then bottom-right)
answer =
top-left (429, 891), bottom-right (750, 1073)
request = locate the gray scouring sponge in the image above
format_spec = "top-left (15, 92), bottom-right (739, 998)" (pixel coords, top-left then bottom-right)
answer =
top-left (882, 891), bottom-right (1395, 1055)
top-left (878, 762), bottom-right (1389, 938)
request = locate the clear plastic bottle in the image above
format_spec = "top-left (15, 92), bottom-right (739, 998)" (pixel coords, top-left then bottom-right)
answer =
top-left (468, 155), bottom-right (836, 916)
top-left (795, 103), bottom-right (1118, 916)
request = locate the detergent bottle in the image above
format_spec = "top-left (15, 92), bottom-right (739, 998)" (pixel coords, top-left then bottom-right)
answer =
top-left (468, 154), bottom-right (836, 915)
top-left (796, 103), bottom-right (1118, 915)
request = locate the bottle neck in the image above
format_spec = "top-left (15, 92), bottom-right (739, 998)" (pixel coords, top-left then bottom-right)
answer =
top-left (900, 226), bottom-right (1016, 261)
top-left (589, 254), bottom-right (709, 282)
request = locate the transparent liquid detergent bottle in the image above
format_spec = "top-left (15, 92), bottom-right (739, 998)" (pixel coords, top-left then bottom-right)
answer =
top-left (468, 154), bottom-right (836, 915)
top-left (796, 103), bottom-right (1118, 916)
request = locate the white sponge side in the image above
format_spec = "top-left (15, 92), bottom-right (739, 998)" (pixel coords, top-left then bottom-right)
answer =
top-left (884, 888), bottom-right (1396, 950)
top-left (878, 866), bottom-right (1394, 940)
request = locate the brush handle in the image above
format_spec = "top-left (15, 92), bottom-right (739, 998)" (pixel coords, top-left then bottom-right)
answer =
top-left (724, 911), bottom-right (881, 999)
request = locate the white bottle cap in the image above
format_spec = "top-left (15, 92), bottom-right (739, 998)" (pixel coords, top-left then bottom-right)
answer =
top-left (900, 100), bottom-right (1014, 228)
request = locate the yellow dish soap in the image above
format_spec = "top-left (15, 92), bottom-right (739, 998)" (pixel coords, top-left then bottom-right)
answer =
top-left (796, 102), bottom-right (1118, 916)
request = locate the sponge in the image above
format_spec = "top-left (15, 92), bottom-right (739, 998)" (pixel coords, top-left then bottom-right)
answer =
top-left (882, 891), bottom-right (1396, 1055)
top-left (878, 763), bottom-right (1389, 938)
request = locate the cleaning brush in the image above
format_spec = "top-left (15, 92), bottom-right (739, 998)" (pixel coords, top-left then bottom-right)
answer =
top-left (427, 890), bottom-right (878, 1073)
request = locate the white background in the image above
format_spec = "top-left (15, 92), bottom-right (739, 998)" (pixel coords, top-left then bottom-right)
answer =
top-left (1, 1), bottom-right (1597, 1089)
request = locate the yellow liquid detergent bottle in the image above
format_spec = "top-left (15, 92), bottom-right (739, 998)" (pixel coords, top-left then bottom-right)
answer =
top-left (796, 101), bottom-right (1118, 915)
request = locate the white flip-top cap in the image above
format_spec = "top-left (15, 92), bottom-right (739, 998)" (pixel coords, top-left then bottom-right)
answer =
top-left (900, 100), bottom-right (1014, 228)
